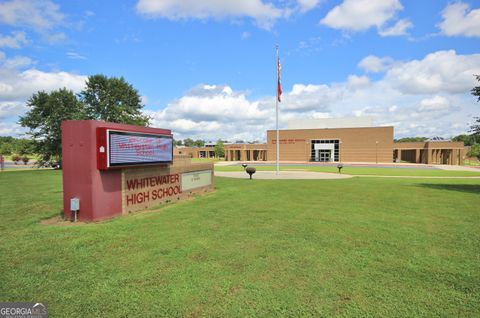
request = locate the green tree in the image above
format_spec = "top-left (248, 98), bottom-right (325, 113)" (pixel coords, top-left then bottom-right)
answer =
top-left (17, 139), bottom-right (33, 155)
top-left (183, 138), bottom-right (194, 147)
top-left (19, 88), bottom-right (86, 166)
top-left (194, 139), bottom-right (205, 147)
top-left (214, 140), bottom-right (225, 158)
top-left (0, 143), bottom-right (12, 155)
top-left (468, 144), bottom-right (480, 160)
top-left (471, 75), bottom-right (480, 134)
top-left (452, 134), bottom-right (478, 146)
top-left (79, 74), bottom-right (149, 126)
top-left (394, 137), bottom-right (428, 142)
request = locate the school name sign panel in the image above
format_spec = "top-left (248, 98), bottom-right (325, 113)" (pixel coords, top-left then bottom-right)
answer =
top-left (122, 166), bottom-right (214, 214)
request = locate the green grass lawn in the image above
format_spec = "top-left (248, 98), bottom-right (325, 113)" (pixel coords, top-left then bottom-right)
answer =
top-left (464, 159), bottom-right (480, 166)
top-left (215, 164), bottom-right (480, 177)
top-left (0, 170), bottom-right (479, 317)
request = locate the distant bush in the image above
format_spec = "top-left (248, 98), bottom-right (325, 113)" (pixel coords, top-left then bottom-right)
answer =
top-left (21, 156), bottom-right (30, 165)
top-left (11, 154), bottom-right (21, 164)
top-left (468, 144), bottom-right (480, 160)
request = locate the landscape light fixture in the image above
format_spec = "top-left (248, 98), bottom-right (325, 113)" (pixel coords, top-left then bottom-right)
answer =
top-left (337, 164), bottom-right (343, 173)
top-left (246, 167), bottom-right (256, 180)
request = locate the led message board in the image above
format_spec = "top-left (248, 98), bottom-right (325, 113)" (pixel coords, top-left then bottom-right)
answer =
top-left (97, 128), bottom-right (173, 169)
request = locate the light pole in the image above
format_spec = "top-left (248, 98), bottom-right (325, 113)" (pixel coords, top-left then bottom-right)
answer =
top-left (375, 141), bottom-right (379, 164)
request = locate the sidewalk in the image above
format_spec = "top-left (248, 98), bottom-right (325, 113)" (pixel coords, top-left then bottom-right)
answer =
top-left (215, 161), bottom-right (480, 172)
top-left (215, 170), bottom-right (352, 179)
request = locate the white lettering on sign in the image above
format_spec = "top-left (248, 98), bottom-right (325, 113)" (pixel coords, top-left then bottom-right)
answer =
top-left (181, 170), bottom-right (212, 191)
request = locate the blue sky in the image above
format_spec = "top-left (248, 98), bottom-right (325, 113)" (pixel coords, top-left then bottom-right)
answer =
top-left (0, 0), bottom-right (479, 141)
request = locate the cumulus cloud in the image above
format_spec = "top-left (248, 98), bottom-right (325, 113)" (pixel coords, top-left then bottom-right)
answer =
top-left (136, 0), bottom-right (284, 29)
top-left (0, 121), bottom-right (25, 136)
top-left (0, 68), bottom-right (86, 101)
top-left (1, 55), bottom-right (33, 69)
top-left (297, 0), bottom-right (322, 13)
top-left (144, 50), bottom-right (480, 141)
top-left (320, 0), bottom-right (403, 32)
top-left (438, 2), bottom-right (480, 37)
top-left (0, 31), bottom-right (28, 48)
top-left (1, 49), bottom-right (478, 139)
top-left (0, 0), bottom-right (64, 31)
top-left (379, 18), bottom-right (412, 36)
top-left (0, 52), bottom-right (87, 135)
top-left (347, 75), bottom-right (370, 89)
top-left (0, 101), bottom-right (26, 119)
top-left (358, 55), bottom-right (394, 73)
top-left (385, 50), bottom-right (480, 94)
top-left (146, 84), bottom-right (273, 140)
top-left (283, 83), bottom-right (343, 112)
top-left (418, 95), bottom-right (451, 112)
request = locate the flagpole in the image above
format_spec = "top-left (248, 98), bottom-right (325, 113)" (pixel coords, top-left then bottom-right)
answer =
top-left (276, 45), bottom-right (280, 175)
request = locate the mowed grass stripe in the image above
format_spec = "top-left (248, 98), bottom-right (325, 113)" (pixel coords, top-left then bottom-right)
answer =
top-left (0, 170), bottom-right (479, 317)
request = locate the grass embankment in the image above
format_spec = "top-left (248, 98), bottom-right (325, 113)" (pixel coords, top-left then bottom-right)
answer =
top-left (0, 170), bottom-right (479, 317)
top-left (215, 164), bottom-right (480, 177)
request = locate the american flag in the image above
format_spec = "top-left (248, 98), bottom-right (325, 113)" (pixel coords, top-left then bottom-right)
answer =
top-left (277, 56), bottom-right (282, 102)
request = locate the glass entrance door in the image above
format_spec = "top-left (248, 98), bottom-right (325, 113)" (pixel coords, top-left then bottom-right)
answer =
top-left (319, 150), bottom-right (331, 162)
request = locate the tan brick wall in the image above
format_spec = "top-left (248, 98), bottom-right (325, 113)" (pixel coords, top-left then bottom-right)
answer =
top-left (224, 143), bottom-right (268, 161)
top-left (266, 127), bottom-right (394, 163)
top-left (174, 147), bottom-right (216, 158)
top-left (393, 141), bottom-right (465, 165)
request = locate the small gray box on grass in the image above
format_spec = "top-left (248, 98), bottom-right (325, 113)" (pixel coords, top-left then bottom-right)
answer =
top-left (70, 198), bottom-right (80, 211)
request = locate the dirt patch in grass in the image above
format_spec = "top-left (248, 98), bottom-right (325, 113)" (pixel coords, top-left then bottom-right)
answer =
top-left (40, 215), bottom-right (87, 226)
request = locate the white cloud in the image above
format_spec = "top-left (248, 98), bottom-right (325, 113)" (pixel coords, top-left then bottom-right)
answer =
top-left (388, 105), bottom-right (397, 112)
top-left (0, 31), bottom-right (28, 48)
top-left (379, 18), bottom-right (412, 36)
top-left (0, 68), bottom-right (85, 102)
top-left (347, 75), bottom-right (370, 88)
top-left (385, 50), bottom-right (480, 94)
top-left (358, 55), bottom-right (394, 73)
top-left (0, 69), bottom-right (86, 100)
top-left (418, 96), bottom-right (451, 112)
top-left (136, 0), bottom-right (284, 29)
top-left (0, 0), bottom-right (64, 30)
top-left (438, 2), bottom-right (480, 37)
top-left (145, 50), bottom-right (480, 141)
top-left (297, 0), bottom-right (322, 13)
top-left (284, 83), bottom-right (343, 112)
top-left (0, 121), bottom-right (25, 135)
top-left (320, 0), bottom-right (403, 31)
top-left (0, 52), bottom-right (87, 134)
top-left (66, 52), bottom-right (87, 60)
top-left (0, 101), bottom-right (25, 119)
top-left (1, 55), bottom-right (33, 69)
